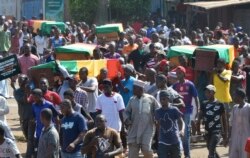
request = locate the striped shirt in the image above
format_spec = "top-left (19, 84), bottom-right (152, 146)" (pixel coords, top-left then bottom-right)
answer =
top-left (146, 58), bottom-right (157, 68)
top-left (74, 87), bottom-right (89, 111)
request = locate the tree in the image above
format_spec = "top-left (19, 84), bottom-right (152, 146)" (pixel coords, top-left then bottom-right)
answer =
top-left (69, 0), bottom-right (151, 24)
top-left (69, 0), bottom-right (98, 24)
top-left (110, 0), bottom-right (151, 23)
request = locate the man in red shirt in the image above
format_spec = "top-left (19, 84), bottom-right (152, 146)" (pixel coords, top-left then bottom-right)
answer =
top-left (178, 55), bottom-right (195, 82)
top-left (29, 78), bottom-right (62, 110)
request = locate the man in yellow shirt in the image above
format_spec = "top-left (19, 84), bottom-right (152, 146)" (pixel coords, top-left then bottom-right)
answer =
top-left (213, 58), bottom-right (232, 104)
top-left (213, 58), bottom-right (232, 135)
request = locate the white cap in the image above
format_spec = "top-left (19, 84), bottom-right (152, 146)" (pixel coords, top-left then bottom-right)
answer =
top-left (174, 28), bottom-right (181, 32)
top-left (168, 71), bottom-right (177, 78)
top-left (205, 85), bottom-right (216, 92)
top-left (133, 80), bottom-right (146, 88)
top-left (154, 42), bottom-right (163, 51)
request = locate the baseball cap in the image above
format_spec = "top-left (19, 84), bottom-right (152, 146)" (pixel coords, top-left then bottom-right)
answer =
top-left (205, 85), bottom-right (216, 92)
top-left (168, 71), bottom-right (177, 78)
top-left (173, 66), bottom-right (186, 74)
top-left (154, 42), bottom-right (163, 51)
top-left (159, 90), bottom-right (172, 99)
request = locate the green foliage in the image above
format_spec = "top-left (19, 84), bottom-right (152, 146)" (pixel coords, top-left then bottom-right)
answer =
top-left (110, 0), bottom-right (151, 22)
top-left (69, 0), bottom-right (151, 24)
top-left (69, 0), bottom-right (98, 24)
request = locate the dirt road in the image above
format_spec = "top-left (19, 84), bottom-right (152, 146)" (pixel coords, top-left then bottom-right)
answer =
top-left (6, 98), bottom-right (229, 158)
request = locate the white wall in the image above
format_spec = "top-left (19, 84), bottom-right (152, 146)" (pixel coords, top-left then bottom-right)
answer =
top-left (0, 0), bottom-right (19, 19)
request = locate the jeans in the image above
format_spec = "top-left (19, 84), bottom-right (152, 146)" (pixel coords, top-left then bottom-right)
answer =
top-left (205, 132), bottom-right (221, 158)
top-left (183, 113), bottom-right (191, 157)
top-left (61, 151), bottom-right (84, 158)
top-left (157, 143), bottom-right (181, 158)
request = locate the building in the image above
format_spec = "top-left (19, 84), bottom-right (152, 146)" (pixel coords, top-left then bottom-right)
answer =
top-left (21, 0), bottom-right (66, 21)
top-left (185, 0), bottom-right (250, 34)
top-left (21, 0), bottom-right (43, 19)
top-left (0, 0), bottom-right (21, 19)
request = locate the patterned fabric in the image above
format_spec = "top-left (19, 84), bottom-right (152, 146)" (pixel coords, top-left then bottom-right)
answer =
top-left (74, 87), bottom-right (89, 111)
top-left (201, 100), bottom-right (225, 133)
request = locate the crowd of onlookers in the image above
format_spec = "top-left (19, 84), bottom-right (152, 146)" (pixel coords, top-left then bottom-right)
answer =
top-left (1, 13), bottom-right (250, 158)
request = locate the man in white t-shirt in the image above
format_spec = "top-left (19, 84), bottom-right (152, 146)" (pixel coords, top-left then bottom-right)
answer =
top-left (0, 126), bottom-right (21, 158)
top-left (0, 95), bottom-right (9, 124)
top-left (96, 79), bottom-right (125, 132)
top-left (78, 67), bottom-right (99, 118)
top-left (34, 29), bottom-right (46, 57)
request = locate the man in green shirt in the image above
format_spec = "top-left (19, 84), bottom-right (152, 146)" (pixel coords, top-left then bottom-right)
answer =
top-left (0, 16), bottom-right (11, 57)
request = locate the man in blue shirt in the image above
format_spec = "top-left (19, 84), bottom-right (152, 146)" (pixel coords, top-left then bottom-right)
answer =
top-left (155, 90), bottom-right (184, 158)
top-left (146, 20), bottom-right (156, 38)
top-left (31, 88), bottom-right (59, 156)
top-left (118, 64), bottom-right (136, 106)
top-left (60, 99), bottom-right (87, 158)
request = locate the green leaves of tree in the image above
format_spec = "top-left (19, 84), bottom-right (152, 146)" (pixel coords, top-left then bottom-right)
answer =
top-left (69, 0), bottom-right (98, 24)
top-left (69, 0), bottom-right (150, 24)
top-left (110, 0), bottom-right (150, 22)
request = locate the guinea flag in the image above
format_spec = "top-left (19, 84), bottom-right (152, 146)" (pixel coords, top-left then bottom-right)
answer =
top-left (30, 59), bottom-right (123, 88)
top-left (31, 59), bottom-right (123, 78)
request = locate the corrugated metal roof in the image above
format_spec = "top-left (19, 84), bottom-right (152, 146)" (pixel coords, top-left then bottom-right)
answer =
top-left (185, 0), bottom-right (250, 10)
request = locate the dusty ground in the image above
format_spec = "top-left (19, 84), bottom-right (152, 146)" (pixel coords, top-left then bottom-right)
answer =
top-left (5, 83), bottom-right (228, 158)
top-left (6, 98), bottom-right (229, 158)
top-left (7, 101), bottom-right (26, 157)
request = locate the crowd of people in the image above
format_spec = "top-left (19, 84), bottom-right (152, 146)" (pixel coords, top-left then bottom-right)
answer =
top-left (1, 13), bottom-right (250, 158)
